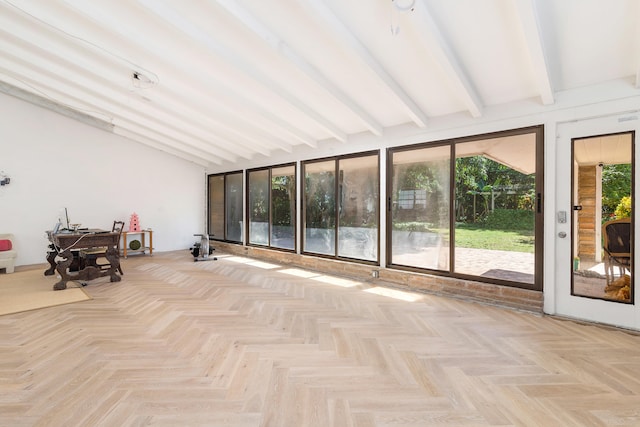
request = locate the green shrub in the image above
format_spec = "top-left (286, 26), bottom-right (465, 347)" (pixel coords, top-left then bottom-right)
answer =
top-left (614, 196), bottom-right (632, 218)
top-left (480, 208), bottom-right (534, 230)
top-left (392, 221), bottom-right (434, 232)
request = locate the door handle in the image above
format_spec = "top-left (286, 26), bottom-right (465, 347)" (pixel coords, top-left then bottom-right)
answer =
top-left (536, 193), bottom-right (542, 213)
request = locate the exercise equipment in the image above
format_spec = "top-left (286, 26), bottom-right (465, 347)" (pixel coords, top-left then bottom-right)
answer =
top-left (190, 234), bottom-right (217, 262)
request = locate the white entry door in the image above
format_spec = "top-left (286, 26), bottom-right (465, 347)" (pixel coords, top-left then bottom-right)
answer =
top-left (555, 114), bottom-right (638, 329)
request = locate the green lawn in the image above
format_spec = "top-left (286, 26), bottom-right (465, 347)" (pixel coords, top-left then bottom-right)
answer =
top-left (454, 226), bottom-right (535, 253)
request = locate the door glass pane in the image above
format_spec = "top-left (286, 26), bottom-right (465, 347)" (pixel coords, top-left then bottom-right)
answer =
top-left (454, 134), bottom-right (536, 284)
top-left (271, 165), bottom-right (296, 250)
top-left (338, 155), bottom-right (379, 261)
top-left (208, 175), bottom-right (224, 239)
top-left (572, 133), bottom-right (633, 303)
top-left (225, 172), bottom-right (243, 243)
top-left (390, 146), bottom-right (450, 270)
top-left (248, 170), bottom-right (269, 245)
top-left (304, 160), bottom-right (336, 255)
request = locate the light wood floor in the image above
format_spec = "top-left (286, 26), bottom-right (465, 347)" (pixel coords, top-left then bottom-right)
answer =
top-left (2, 251), bottom-right (640, 426)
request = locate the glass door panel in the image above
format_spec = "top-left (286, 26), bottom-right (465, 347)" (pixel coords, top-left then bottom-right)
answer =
top-left (454, 134), bottom-right (537, 284)
top-left (337, 155), bottom-right (379, 261)
top-left (572, 133), bottom-right (633, 303)
top-left (208, 175), bottom-right (225, 239)
top-left (248, 169), bottom-right (269, 245)
top-left (271, 165), bottom-right (296, 250)
top-left (389, 145), bottom-right (451, 270)
top-left (303, 160), bottom-right (336, 255)
top-left (225, 172), bottom-right (243, 243)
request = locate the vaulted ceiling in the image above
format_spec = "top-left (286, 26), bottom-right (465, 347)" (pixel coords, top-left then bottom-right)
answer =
top-left (1, 0), bottom-right (638, 168)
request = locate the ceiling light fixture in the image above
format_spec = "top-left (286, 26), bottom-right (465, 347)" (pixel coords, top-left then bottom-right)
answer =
top-left (390, 0), bottom-right (416, 35)
top-left (132, 71), bottom-right (157, 89)
top-left (0, 171), bottom-right (10, 186)
top-left (393, 0), bottom-right (416, 12)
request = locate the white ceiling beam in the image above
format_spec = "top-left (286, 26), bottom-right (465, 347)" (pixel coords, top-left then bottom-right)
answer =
top-left (1, 71), bottom-right (216, 167)
top-left (135, 77), bottom-right (299, 156)
top-left (141, 64), bottom-right (316, 151)
top-left (113, 127), bottom-right (215, 167)
top-left (112, 117), bottom-right (225, 166)
top-left (0, 46), bottom-right (244, 163)
top-left (0, 8), bottom-right (248, 163)
top-left (0, 80), bottom-right (113, 132)
top-left (61, 0), bottom-right (306, 152)
top-left (412, 0), bottom-right (483, 118)
top-left (636, 1), bottom-right (640, 88)
top-left (302, 0), bottom-right (428, 128)
top-left (1, 70), bottom-right (214, 167)
top-left (513, 0), bottom-right (555, 105)
top-left (10, 0), bottom-right (312, 152)
top-left (214, 0), bottom-right (383, 137)
top-left (0, 54), bottom-right (234, 164)
top-left (136, 0), bottom-right (347, 143)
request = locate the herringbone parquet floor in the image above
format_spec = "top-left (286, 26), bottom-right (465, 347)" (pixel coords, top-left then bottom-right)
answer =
top-left (2, 251), bottom-right (640, 426)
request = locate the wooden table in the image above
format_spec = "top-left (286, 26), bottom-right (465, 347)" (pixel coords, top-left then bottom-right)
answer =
top-left (121, 229), bottom-right (153, 258)
top-left (45, 231), bottom-right (121, 290)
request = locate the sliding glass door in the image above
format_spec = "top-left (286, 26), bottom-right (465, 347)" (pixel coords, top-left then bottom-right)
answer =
top-left (303, 152), bottom-right (379, 263)
top-left (388, 126), bottom-right (543, 290)
top-left (246, 164), bottom-right (296, 250)
top-left (207, 171), bottom-right (243, 243)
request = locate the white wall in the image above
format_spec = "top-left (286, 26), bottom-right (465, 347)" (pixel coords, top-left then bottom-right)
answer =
top-left (0, 92), bottom-right (206, 267)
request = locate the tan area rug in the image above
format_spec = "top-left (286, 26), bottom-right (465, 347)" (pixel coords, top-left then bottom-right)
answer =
top-left (0, 266), bottom-right (91, 316)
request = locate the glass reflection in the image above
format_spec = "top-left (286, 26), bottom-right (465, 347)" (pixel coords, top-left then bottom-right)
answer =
top-left (338, 155), bottom-right (378, 261)
top-left (271, 166), bottom-right (296, 250)
top-left (225, 172), bottom-right (243, 242)
top-left (208, 175), bottom-right (224, 239)
top-left (390, 145), bottom-right (450, 270)
top-left (304, 160), bottom-right (335, 255)
top-left (248, 170), bottom-right (269, 245)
